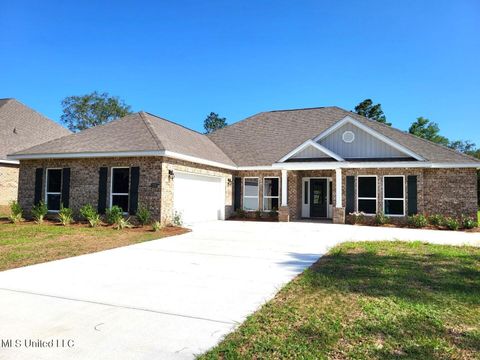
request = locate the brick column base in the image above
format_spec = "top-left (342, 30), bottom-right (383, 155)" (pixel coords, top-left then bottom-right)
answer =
top-left (333, 207), bottom-right (346, 224)
top-left (278, 206), bottom-right (290, 222)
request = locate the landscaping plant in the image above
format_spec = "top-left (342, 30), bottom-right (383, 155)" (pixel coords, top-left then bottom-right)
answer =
top-left (374, 212), bottom-right (389, 225)
top-left (173, 211), bottom-right (183, 226)
top-left (269, 208), bottom-right (278, 218)
top-left (8, 201), bottom-right (23, 224)
top-left (255, 210), bottom-right (262, 219)
top-left (58, 206), bottom-right (74, 226)
top-left (428, 214), bottom-right (445, 227)
top-left (152, 221), bottom-right (162, 232)
top-left (136, 206), bottom-right (151, 226)
top-left (114, 217), bottom-right (133, 230)
top-left (349, 211), bottom-right (365, 225)
top-left (236, 209), bottom-right (246, 218)
top-left (31, 201), bottom-right (48, 224)
top-left (408, 213), bottom-right (428, 228)
top-left (106, 205), bottom-right (124, 225)
top-left (80, 204), bottom-right (101, 227)
top-left (461, 215), bottom-right (477, 229)
top-left (444, 217), bottom-right (460, 231)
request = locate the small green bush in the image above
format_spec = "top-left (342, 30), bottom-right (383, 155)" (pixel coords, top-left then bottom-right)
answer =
top-left (349, 211), bottom-right (365, 225)
top-left (152, 221), bottom-right (162, 232)
top-left (255, 210), bottom-right (262, 219)
top-left (428, 214), bottom-right (445, 227)
top-left (461, 215), bottom-right (477, 229)
top-left (374, 212), bottom-right (389, 225)
top-left (408, 213), bottom-right (428, 228)
top-left (268, 207), bottom-right (278, 218)
top-left (136, 206), bottom-right (151, 226)
top-left (31, 201), bottom-right (48, 224)
top-left (173, 211), bottom-right (183, 226)
top-left (114, 217), bottom-right (133, 230)
top-left (106, 205), bottom-right (124, 225)
top-left (236, 209), bottom-right (246, 218)
top-left (444, 217), bottom-right (460, 231)
top-left (58, 206), bottom-right (74, 226)
top-left (8, 201), bottom-right (23, 224)
top-left (80, 204), bottom-right (101, 227)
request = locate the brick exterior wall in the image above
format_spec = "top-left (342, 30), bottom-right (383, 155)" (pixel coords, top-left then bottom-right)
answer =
top-left (0, 164), bottom-right (19, 206)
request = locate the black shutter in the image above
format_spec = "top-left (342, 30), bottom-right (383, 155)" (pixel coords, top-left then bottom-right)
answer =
top-left (61, 168), bottom-right (71, 208)
top-left (346, 176), bottom-right (355, 214)
top-left (408, 175), bottom-right (418, 215)
top-left (98, 167), bottom-right (108, 214)
top-left (234, 177), bottom-right (242, 211)
top-left (129, 167), bottom-right (140, 215)
top-left (34, 168), bottom-right (44, 205)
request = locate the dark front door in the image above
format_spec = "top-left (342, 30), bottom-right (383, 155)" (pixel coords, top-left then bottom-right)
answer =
top-left (310, 179), bottom-right (327, 218)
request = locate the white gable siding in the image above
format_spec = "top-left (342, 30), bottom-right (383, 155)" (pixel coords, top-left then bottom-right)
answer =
top-left (318, 123), bottom-right (407, 159)
top-left (291, 145), bottom-right (332, 159)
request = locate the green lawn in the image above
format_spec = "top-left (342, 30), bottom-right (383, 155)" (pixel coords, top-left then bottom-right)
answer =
top-left (0, 221), bottom-right (187, 271)
top-left (200, 241), bottom-right (480, 360)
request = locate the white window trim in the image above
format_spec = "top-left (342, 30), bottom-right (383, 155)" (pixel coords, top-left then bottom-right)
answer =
top-left (243, 177), bottom-right (259, 211)
top-left (262, 176), bottom-right (280, 211)
top-left (45, 168), bottom-right (62, 213)
top-left (383, 175), bottom-right (406, 217)
top-left (357, 175), bottom-right (378, 215)
top-left (110, 167), bottom-right (130, 214)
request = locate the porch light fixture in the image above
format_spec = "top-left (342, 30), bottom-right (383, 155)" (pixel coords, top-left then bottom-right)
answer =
top-left (168, 170), bottom-right (175, 180)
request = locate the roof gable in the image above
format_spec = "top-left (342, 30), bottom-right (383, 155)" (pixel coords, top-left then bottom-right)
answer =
top-left (278, 140), bottom-right (344, 162)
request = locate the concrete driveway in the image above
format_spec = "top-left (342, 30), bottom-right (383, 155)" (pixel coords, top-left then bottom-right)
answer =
top-left (0, 221), bottom-right (479, 360)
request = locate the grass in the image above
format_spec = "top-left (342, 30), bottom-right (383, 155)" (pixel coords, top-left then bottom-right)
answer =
top-left (200, 241), bottom-right (480, 360)
top-left (0, 220), bottom-right (188, 271)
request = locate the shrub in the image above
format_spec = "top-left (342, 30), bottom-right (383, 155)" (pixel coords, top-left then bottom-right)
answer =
top-left (136, 206), bottom-right (151, 226)
top-left (255, 210), bottom-right (262, 219)
top-left (106, 205), bottom-right (124, 225)
top-left (173, 211), bottom-right (183, 226)
top-left (80, 204), bottom-right (101, 227)
top-left (461, 215), bottom-right (477, 229)
top-left (408, 214), bottom-right (428, 228)
top-left (8, 201), bottom-right (23, 224)
top-left (31, 201), bottom-right (48, 224)
top-left (444, 217), bottom-right (460, 231)
top-left (428, 214), bottom-right (445, 227)
top-left (269, 207), bottom-right (278, 218)
top-left (114, 217), bottom-right (133, 230)
top-left (58, 206), bottom-right (74, 226)
top-left (236, 209), bottom-right (246, 218)
top-left (349, 211), bottom-right (365, 225)
top-left (375, 212), bottom-right (390, 226)
top-left (152, 221), bottom-right (162, 232)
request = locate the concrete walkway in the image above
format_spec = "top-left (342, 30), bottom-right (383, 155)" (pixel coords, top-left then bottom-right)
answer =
top-left (0, 221), bottom-right (478, 360)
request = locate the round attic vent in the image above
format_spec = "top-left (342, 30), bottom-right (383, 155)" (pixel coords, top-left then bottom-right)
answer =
top-left (342, 130), bottom-right (355, 143)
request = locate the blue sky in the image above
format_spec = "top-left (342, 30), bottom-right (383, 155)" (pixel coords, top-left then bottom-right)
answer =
top-left (1, 1), bottom-right (479, 144)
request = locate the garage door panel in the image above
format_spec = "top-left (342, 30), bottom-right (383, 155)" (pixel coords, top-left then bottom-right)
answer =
top-left (173, 172), bottom-right (224, 224)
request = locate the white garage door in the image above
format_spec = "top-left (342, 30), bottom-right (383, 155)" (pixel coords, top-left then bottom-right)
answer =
top-left (173, 172), bottom-right (225, 225)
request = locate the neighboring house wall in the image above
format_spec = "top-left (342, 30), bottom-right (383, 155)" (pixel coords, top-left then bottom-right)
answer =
top-left (423, 168), bottom-right (478, 218)
top-left (159, 157), bottom-right (234, 225)
top-left (0, 164), bottom-right (19, 206)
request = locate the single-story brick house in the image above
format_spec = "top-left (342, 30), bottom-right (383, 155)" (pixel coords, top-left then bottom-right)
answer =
top-left (0, 99), bottom-right (71, 211)
top-left (8, 107), bottom-right (480, 225)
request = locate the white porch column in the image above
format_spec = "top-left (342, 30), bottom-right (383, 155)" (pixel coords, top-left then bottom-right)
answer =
top-left (281, 169), bottom-right (288, 206)
top-left (335, 168), bottom-right (342, 208)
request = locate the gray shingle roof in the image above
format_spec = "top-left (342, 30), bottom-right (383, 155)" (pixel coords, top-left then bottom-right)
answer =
top-left (12, 112), bottom-right (236, 167)
top-left (208, 106), bottom-right (480, 166)
top-left (0, 99), bottom-right (71, 160)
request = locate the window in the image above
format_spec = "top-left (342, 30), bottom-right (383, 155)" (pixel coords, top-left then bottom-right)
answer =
top-left (46, 169), bottom-right (62, 212)
top-left (111, 167), bottom-right (130, 213)
top-left (384, 176), bottom-right (405, 216)
top-left (243, 177), bottom-right (259, 211)
top-left (263, 177), bottom-right (279, 211)
top-left (357, 176), bottom-right (377, 215)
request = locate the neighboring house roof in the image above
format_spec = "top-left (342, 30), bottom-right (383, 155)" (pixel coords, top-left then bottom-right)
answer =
top-left (207, 106), bottom-right (480, 166)
top-left (0, 98), bottom-right (71, 160)
top-left (12, 112), bottom-right (236, 167)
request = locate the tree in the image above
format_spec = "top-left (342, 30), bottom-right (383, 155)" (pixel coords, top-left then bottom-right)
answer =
top-left (61, 92), bottom-right (132, 132)
top-left (354, 99), bottom-right (391, 126)
top-left (448, 140), bottom-right (477, 154)
top-left (408, 117), bottom-right (450, 146)
top-left (204, 112), bottom-right (227, 134)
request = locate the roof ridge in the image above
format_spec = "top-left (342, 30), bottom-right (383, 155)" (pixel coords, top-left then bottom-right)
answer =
top-left (267, 106), bottom-right (327, 112)
top-left (139, 112), bottom-right (164, 151)
top-left (143, 111), bottom-right (205, 136)
top-left (343, 109), bottom-right (480, 163)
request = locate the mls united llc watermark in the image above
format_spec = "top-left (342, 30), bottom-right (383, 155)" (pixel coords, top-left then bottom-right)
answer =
top-left (1, 338), bottom-right (74, 349)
